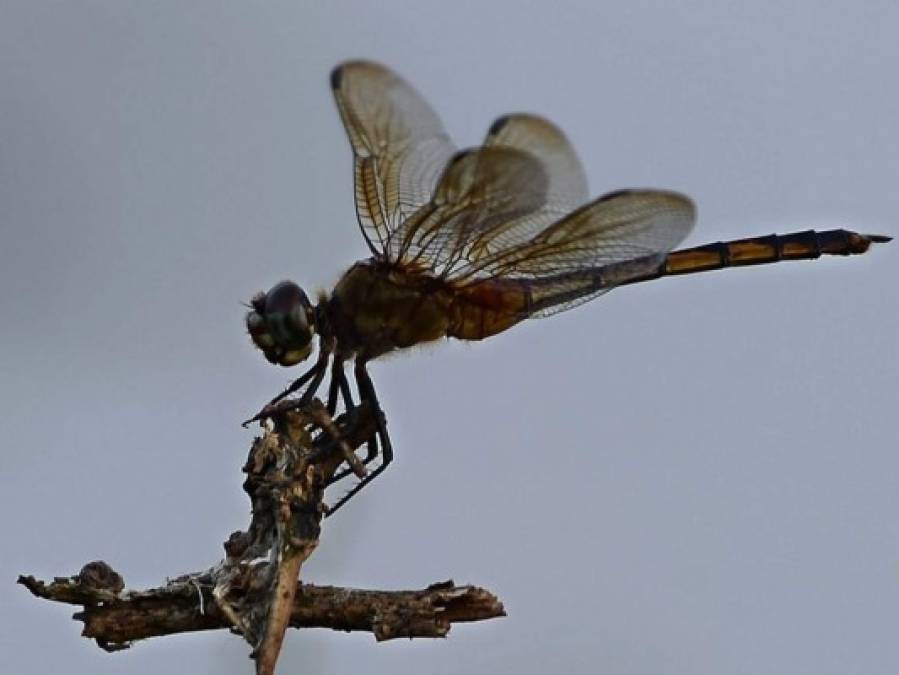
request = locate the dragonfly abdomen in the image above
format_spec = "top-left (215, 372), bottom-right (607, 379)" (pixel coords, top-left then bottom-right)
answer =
top-left (510, 229), bottom-right (888, 320)
top-left (662, 229), bottom-right (889, 276)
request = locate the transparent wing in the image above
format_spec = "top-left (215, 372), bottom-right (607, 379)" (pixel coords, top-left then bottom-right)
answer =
top-left (483, 114), bottom-right (588, 211)
top-left (392, 145), bottom-right (549, 270)
top-left (457, 189), bottom-right (696, 317)
top-left (331, 66), bottom-right (694, 321)
top-left (331, 61), bottom-right (456, 256)
top-left (394, 114), bottom-right (589, 275)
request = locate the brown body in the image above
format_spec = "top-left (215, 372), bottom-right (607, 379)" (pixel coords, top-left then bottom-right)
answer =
top-left (326, 228), bottom-right (885, 361)
top-left (328, 260), bottom-right (527, 359)
top-left (245, 61), bottom-right (889, 514)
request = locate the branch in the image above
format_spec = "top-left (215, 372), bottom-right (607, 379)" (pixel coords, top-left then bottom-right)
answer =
top-left (18, 399), bottom-right (505, 674)
top-left (18, 572), bottom-right (504, 644)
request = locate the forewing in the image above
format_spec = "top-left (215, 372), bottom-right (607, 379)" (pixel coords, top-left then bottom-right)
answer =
top-left (331, 61), bottom-right (456, 256)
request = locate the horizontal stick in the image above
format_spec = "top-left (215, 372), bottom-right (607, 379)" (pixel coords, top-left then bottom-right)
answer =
top-left (18, 572), bottom-right (504, 647)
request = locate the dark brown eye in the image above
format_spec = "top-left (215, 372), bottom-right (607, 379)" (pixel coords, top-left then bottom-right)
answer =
top-left (247, 280), bottom-right (315, 367)
top-left (249, 292), bottom-right (267, 314)
top-left (246, 311), bottom-right (265, 333)
top-left (264, 281), bottom-right (310, 316)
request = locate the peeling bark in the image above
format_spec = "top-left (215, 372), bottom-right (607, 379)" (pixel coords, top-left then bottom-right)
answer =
top-left (18, 399), bottom-right (504, 674)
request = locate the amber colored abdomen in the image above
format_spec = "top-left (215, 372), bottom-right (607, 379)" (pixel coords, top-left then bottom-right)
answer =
top-left (662, 229), bottom-right (885, 276)
top-left (447, 278), bottom-right (530, 340)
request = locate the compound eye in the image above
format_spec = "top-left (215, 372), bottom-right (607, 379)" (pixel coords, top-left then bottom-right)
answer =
top-left (249, 292), bottom-right (267, 314)
top-left (264, 281), bottom-right (310, 317)
top-left (246, 311), bottom-right (265, 333)
top-left (246, 311), bottom-right (276, 351)
top-left (290, 304), bottom-right (309, 333)
top-left (255, 280), bottom-right (314, 357)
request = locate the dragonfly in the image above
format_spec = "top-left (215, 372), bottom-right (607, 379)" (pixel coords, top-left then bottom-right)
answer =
top-left (245, 60), bottom-right (889, 514)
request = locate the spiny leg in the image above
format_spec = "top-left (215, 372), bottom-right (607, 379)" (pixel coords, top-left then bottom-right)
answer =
top-left (301, 355), bottom-right (373, 481)
top-left (324, 358), bottom-right (379, 484)
top-left (274, 339), bottom-right (332, 407)
top-left (329, 437), bottom-right (379, 486)
top-left (338, 368), bottom-right (354, 408)
top-left (326, 357), bottom-right (348, 416)
top-left (242, 340), bottom-right (333, 426)
top-left (325, 360), bottom-right (393, 516)
top-left (320, 357), bottom-right (372, 482)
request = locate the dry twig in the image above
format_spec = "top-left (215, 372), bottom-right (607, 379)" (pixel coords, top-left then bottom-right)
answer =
top-left (18, 400), bottom-right (505, 674)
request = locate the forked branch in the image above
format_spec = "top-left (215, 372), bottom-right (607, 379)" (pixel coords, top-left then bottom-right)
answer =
top-left (18, 400), bottom-right (504, 675)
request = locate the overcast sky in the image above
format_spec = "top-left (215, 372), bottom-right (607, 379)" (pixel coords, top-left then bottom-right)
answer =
top-left (2, 2), bottom-right (897, 674)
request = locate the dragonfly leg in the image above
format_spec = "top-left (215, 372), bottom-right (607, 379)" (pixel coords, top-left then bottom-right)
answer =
top-left (328, 437), bottom-right (379, 486)
top-left (325, 359), bottom-right (393, 516)
top-left (325, 357), bottom-right (348, 416)
top-left (242, 340), bottom-right (333, 426)
top-left (320, 357), bottom-right (370, 483)
top-left (274, 340), bottom-right (332, 408)
top-left (323, 358), bottom-right (381, 484)
top-left (338, 368), bottom-right (354, 408)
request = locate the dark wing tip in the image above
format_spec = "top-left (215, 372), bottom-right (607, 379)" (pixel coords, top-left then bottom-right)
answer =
top-left (330, 65), bottom-right (344, 90)
top-left (487, 115), bottom-right (512, 138)
top-left (447, 148), bottom-right (473, 165)
top-left (331, 60), bottom-right (396, 91)
top-left (595, 189), bottom-right (637, 203)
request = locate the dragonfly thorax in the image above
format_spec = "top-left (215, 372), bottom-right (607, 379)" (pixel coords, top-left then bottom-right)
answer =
top-left (326, 260), bottom-right (455, 360)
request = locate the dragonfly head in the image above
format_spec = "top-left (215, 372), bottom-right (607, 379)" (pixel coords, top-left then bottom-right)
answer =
top-left (246, 281), bottom-right (315, 367)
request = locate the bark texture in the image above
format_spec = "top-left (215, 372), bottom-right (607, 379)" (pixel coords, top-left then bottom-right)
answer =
top-left (19, 400), bottom-right (504, 674)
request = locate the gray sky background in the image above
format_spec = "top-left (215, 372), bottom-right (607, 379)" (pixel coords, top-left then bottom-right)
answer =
top-left (2, 2), bottom-right (897, 674)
